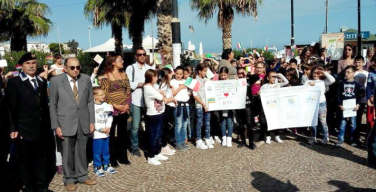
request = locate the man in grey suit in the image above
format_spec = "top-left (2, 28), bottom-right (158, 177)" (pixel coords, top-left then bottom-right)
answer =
top-left (49, 57), bottom-right (96, 191)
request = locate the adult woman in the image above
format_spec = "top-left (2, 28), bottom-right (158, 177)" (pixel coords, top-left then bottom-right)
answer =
top-left (337, 44), bottom-right (354, 73)
top-left (298, 47), bottom-right (311, 64)
top-left (101, 54), bottom-right (132, 167)
top-left (317, 48), bottom-right (330, 65)
top-left (364, 47), bottom-right (375, 70)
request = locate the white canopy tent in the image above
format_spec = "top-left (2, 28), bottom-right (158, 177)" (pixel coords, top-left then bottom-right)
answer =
top-left (83, 38), bottom-right (132, 53)
top-left (142, 35), bottom-right (159, 50)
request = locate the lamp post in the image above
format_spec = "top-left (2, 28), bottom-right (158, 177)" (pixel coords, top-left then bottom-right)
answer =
top-left (357, 0), bottom-right (361, 56)
top-left (88, 26), bottom-right (93, 49)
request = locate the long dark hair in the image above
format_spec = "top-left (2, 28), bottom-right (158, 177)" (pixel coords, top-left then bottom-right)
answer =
top-left (104, 54), bottom-right (121, 74)
top-left (286, 68), bottom-right (299, 86)
top-left (309, 65), bottom-right (325, 80)
top-left (300, 47), bottom-right (310, 63)
top-left (219, 66), bottom-right (229, 80)
top-left (159, 68), bottom-right (172, 89)
top-left (194, 63), bottom-right (207, 78)
top-left (340, 44), bottom-right (354, 60)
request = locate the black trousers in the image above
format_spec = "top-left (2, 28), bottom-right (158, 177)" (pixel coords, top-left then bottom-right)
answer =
top-left (237, 108), bottom-right (254, 143)
top-left (162, 105), bottom-right (175, 147)
top-left (110, 113), bottom-right (129, 164)
top-left (210, 111), bottom-right (221, 138)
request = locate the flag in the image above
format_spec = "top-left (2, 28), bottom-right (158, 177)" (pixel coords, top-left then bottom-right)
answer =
top-left (16, 64), bottom-right (22, 70)
top-left (263, 46), bottom-right (268, 51)
top-left (46, 56), bottom-right (53, 64)
top-left (184, 77), bottom-right (201, 92)
top-left (237, 43), bottom-right (243, 49)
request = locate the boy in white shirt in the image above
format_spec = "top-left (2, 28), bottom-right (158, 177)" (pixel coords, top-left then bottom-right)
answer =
top-left (93, 87), bottom-right (117, 177)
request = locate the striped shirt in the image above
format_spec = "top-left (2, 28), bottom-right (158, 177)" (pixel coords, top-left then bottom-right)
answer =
top-left (101, 74), bottom-right (132, 106)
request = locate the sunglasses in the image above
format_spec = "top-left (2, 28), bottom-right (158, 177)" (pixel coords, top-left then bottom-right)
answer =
top-left (68, 66), bottom-right (81, 70)
top-left (136, 53), bottom-right (147, 57)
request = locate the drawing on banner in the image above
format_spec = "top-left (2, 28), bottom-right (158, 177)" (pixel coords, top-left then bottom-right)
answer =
top-left (205, 79), bottom-right (247, 111)
top-left (321, 33), bottom-right (345, 60)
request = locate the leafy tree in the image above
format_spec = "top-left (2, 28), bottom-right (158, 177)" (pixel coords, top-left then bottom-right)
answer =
top-left (67, 39), bottom-right (79, 55)
top-left (49, 43), bottom-right (65, 55)
top-left (0, 0), bottom-right (53, 51)
top-left (190, 0), bottom-right (261, 50)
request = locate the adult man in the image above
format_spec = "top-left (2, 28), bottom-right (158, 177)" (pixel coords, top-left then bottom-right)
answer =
top-left (49, 57), bottom-right (96, 191)
top-left (126, 47), bottom-right (153, 157)
top-left (7, 52), bottom-right (56, 192)
top-left (219, 48), bottom-right (237, 79)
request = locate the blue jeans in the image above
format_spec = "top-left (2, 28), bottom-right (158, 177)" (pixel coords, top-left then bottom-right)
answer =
top-left (174, 106), bottom-right (190, 145)
top-left (196, 108), bottom-right (211, 140)
top-left (220, 111), bottom-right (233, 137)
top-left (147, 114), bottom-right (163, 158)
top-left (130, 104), bottom-right (142, 151)
top-left (93, 138), bottom-right (110, 168)
top-left (312, 102), bottom-right (329, 139)
top-left (338, 116), bottom-right (357, 143)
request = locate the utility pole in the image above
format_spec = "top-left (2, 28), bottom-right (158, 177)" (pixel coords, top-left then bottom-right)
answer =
top-left (58, 26), bottom-right (62, 55)
top-left (171, 0), bottom-right (182, 67)
top-left (291, 0), bottom-right (295, 46)
top-left (357, 0), bottom-right (361, 56)
top-left (325, 0), bottom-right (328, 33)
top-left (88, 26), bottom-right (92, 48)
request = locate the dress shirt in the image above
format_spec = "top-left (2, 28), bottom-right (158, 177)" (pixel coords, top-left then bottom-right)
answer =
top-left (66, 74), bottom-right (78, 91)
top-left (126, 62), bottom-right (153, 107)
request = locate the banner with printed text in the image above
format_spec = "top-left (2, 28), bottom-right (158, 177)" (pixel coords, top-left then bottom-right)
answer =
top-left (261, 86), bottom-right (321, 130)
top-left (205, 79), bottom-right (247, 111)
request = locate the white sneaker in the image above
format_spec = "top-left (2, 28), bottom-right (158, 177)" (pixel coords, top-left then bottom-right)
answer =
top-left (155, 153), bottom-right (168, 161)
top-left (141, 121), bottom-right (146, 131)
top-left (209, 136), bottom-right (215, 145)
top-left (161, 146), bottom-right (175, 156)
top-left (148, 157), bottom-right (161, 165)
top-left (222, 136), bottom-right (227, 146)
top-left (214, 136), bottom-right (222, 143)
top-left (196, 140), bottom-right (208, 150)
top-left (308, 137), bottom-right (317, 145)
top-left (265, 136), bottom-right (271, 144)
top-left (205, 139), bottom-right (214, 149)
top-left (275, 136), bottom-right (283, 143)
top-left (226, 137), bottom-right (232, 147)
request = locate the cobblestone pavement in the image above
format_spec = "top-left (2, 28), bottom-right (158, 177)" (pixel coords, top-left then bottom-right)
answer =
top-left (49, 134), bottom-right (376, 192)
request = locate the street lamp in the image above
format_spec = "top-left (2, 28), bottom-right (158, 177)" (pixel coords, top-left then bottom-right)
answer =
top-left (88, 26), bottom-right (93, 49)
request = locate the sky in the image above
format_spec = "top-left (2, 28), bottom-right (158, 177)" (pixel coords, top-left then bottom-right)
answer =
top-left (30, 0), bottom-right (376, 53)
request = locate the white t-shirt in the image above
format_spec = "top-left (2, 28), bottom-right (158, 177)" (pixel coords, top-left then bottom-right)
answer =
top-left (94, 102), bottom-right (113, 139)
top-left (159, 83), bottom-right (175, 107)
top-left (304, 72), bottom-right (335, 103)
top-left (171, 79), bottom-right (190, 104)
top-left (51, 64), bottom-right (65, 75)
top-left (144, 84), bottom-right (165, 116)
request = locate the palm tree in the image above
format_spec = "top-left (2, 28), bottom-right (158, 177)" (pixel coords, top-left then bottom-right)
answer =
top-left (156, 0), bottom-right (172, 64)
top-left (126, 0), bottom-right (158, 50)
top-left (0, 0), bottom-right (52, 51)
top-left (190, 0), bottom-right (261, 50)
top-left (84, 0), bottom-right (129, 54)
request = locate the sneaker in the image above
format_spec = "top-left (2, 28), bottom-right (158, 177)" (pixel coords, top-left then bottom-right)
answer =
top-left (275, 136), bottom-right (283, 143)
top-left (214, 136), bottom-right (222, 143)
top-left (205, 139), bottom-right (214, 149)
top-left (176, 144), bottom-right (188, 151)
top-left (308, 137), bottom-right (317, 145)
top-left (88, 161), bottom-right (93, 167)
top-left (335, 141), bottom-right (343, 147)
top-left (103, 165), bottom-right (117, 174)
top-left (167, 145), bottom-right (176, 153)
top-left (148, 157), bottom-right (161, 165)
top-left (131, 149), bottom-right (142, 157)
top-left (94, 167), bottom-right (105, 177)
top-left (161, 146), bottom-right (175, 155)
top-left (184, 144), bottom-right (191, 150)
top-left (141, 121), bottom-right (146, 131)
top-left (155, 153), bottom-right (168, 161)
top-left (237, 142), bottom-right (246, 148)
top-left (196, 140), bottom-right (208, 150)
top-left (322, 137), bottom-right (329, 145)
top-left (351, 142), bottom-right (358, 147)
top-left (209, 136), bottom-right (215, 145)
top-left (265, 136), bottom-right (271, 144)
top-left (226, 137), bottom-right (232, 147)
top-left (249, 142), bottom-right (257, 150)
top-left (222, 136), bottom-right (227, 146)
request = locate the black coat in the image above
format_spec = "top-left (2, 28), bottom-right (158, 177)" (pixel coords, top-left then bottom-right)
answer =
top-left (6, 73), bottom-right (51, 140)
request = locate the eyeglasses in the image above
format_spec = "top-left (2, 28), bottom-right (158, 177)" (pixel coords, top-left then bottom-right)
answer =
top-left (68, 66), bottom-right (81, 70)
top-left (25, 61), bottom-right (37, 65)
top-left (136, 53), bottom-right (147, 57)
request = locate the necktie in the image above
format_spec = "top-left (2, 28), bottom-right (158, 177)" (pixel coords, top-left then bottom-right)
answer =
top-left (30, 79), bottom-right (38, 92)
top-left (71, 79), bottom-right (79, 103)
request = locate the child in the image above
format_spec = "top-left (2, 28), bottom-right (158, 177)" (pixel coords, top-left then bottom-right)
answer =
top-left (171, 66), bottom-right (190, 151)
top-left (144, 69), bottom-right (169, 165)
top-left (159, 68), bottom-right (177, 155)
top-left (193, 63), bottom-right (214, 149)
top-left (337, 65), bottom-right (362, 147)
top-left (93, 87), bottom-right (117, 177)
top-left (366, 64), bottom-right (376, 131)
top-left (306, 65), bottom-right (335, 145)
top-left (184, 67), bottom-right (196, 142)
top-left (236, 67), bottom-right (256, 149)
top-left (260, 71), bottom-right (289, 144)
top-left (354, 56), bottom-right (368, 146)
top-left (217, 66), bottom-right (235, 147)
top-left (285, 68), bottom-right (300, 87)
top-left (300, 63), bottom-right (311, 85)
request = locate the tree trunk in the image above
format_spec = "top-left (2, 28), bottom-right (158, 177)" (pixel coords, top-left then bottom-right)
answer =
top-left (222, 23), bottom-right (232, 50)
top-left (112, 23), bottom-right (123, 54)
top-left (129, 11), bottom-right (144, 51)
top-left (10, 31), bottom-right (27, 52)
top-left (156, 0), bottom-right (172, 64)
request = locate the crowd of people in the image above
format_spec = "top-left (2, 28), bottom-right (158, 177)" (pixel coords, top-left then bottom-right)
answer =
top-left (1, 45), bottom-right (376, 191)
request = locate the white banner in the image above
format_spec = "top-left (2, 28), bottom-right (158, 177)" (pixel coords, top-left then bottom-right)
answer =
top-left (205, 79), bottom-right (247, 111)
top-left (261, 86), bottom-right (320, 130)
